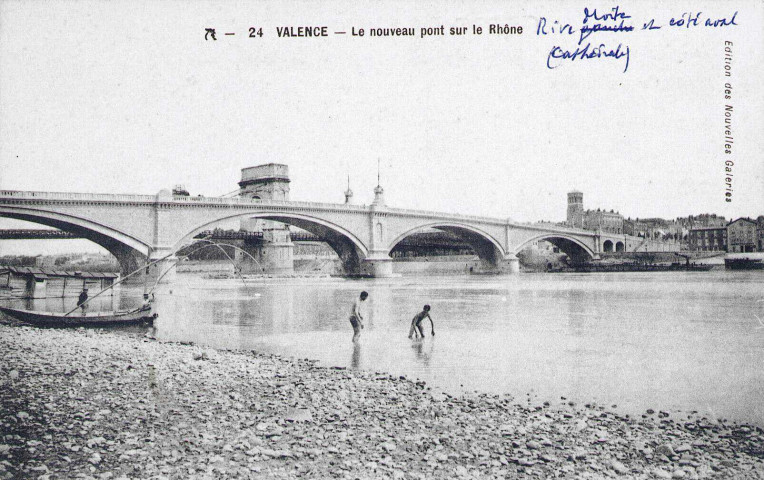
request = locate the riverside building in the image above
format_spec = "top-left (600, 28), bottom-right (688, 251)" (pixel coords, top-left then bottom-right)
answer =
top-left (688, 227), bottom-right (728, 252)
top-left (688, 217), bottom-right (764, 253)
top-left (727, 218), bottom-right (758, 253)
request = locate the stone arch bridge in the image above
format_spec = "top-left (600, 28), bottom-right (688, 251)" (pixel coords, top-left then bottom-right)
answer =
top-left (0, 190), bottom-right (626, 278)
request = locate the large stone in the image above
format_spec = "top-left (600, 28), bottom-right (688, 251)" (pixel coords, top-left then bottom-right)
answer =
top-left (284, 407), bottom-right (312, 423)
top-left (611, 459), bottom-right (629, 474)
top-left (656, 444), bottom-right (676, 457)
top-left (653, 469), bottom-right (672, 479)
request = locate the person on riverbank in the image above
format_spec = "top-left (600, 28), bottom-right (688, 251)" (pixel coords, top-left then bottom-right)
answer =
top-left (349, 291), bottom-right (368, 342)
top-left (142, 293), bottom-right (154, 308)
top-left (408, 305), bottom-right (434, 339)
top-left (77, 288), bottom-right (88, 314)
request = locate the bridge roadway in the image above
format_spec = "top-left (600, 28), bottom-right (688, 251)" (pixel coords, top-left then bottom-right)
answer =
top-left (0, 229), bottom-right (79, 239)
top-left (0, 228), bottom-right (320, 242)
top-left (0, 189), bottom-right (624, 279)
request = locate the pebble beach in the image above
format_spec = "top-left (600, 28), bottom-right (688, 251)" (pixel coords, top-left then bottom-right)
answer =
top-left (1, 322), bottom-right (762, 479)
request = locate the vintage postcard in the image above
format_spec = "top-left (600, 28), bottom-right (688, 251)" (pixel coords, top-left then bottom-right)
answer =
top-left (1, 1), bottom-right (763, 478)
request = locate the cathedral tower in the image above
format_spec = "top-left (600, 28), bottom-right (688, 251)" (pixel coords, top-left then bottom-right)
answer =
top-left (567, 191), bottom-right (584, 228)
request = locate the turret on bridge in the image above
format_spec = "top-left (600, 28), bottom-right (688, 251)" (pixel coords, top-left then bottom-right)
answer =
top-left (237, 164), bottom-right (294, 274)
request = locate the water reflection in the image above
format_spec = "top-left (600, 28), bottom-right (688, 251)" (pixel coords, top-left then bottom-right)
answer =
top-left (351, 342), bottom-right (361, 369)
top-left (411, 338), bottom-right (434, 368)
top-left (143, 271), bottom-right (764, 426)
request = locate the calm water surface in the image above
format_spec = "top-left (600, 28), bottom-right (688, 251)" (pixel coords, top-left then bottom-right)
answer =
top-left (140, 271), bottom-right (764, 426)
top-left (10, 272), bottom-right (761, 425)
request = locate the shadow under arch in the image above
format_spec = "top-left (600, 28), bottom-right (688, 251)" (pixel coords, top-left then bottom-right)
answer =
top-left (514, 234), bottom-right (596, 265)
top-left (387, 223), bottom-right (507, 267)
top-left (0, 206), bottom-right (151, 274)
top-left (172, 212), bottom-right (369, 274)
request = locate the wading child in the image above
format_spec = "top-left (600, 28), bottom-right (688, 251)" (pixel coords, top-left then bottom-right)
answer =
top-left (349, 291), bottom-right (368, 342)
top-left (408, 305), bottom-right (434, 339)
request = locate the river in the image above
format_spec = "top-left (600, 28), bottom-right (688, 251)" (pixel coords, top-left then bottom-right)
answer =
top-left (7, 271), bottom-right (764, 426)
top-left (149, 271), bottom-right (764, 426)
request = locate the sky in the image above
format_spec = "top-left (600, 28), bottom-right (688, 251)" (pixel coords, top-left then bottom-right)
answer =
top-left (1, 0), bottom-right (762, 255)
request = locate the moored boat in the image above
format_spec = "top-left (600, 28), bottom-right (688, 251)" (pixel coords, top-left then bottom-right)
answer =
top-left (724, 258), bottom-right (764, 270)
top-left (0, 303), bottom-right (156, 327)
top-left (572, 262), bottom-right (714, 273)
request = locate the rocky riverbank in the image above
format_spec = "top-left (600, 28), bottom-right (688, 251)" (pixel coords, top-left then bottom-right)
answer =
top-left (1, 323), bottom-right (762, 479)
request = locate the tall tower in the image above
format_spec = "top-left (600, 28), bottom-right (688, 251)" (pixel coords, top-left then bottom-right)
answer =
top-left (239, 164), bottom-right (290, 200)
top-left (567, 191), bottom-right (584, 228)
top-left (238, 164), bottom-right (293, 274)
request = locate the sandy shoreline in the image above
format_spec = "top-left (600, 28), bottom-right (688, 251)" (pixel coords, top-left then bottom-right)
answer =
top-left (0, 323), bottom-right (762, 479)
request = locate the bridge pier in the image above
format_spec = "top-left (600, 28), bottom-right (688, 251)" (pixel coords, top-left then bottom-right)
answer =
top-left (260, 239), bottom-right (294, 275)
top-left (111, 246), bottom-right (147, 280)
top-left (234, 240), bottom-right (294, 275)
top-left (502, 254), bottom-right (520, 274)
top-left (145, 251), bottom-right (178, 287)
top-left (472, 253), bottom-right (520, 274)
top-left (360, 254), bottom-right (395, 278)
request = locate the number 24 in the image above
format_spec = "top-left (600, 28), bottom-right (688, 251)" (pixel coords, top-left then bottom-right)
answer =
top-left (249, 27), bottom-right (263, 37)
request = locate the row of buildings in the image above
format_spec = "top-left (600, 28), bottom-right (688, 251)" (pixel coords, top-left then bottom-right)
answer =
top-left (566, 191), bottom-right (687, 240)
top-left (565, 191), bottom-right (763, 252)
top-left (689, 217), bottom-right (764, 253)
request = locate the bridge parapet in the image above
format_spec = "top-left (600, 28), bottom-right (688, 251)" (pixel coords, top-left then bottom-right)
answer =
top-left (379, 205), bottom-right (510, 225)
top-left (171, 194), bottom-right (512, 224)
top-left (512, 222), bottom-right (596, 236)
top-left (0, 190), bottom-right (600, 238)
top-left (0, 190), bottom-right (157, 203)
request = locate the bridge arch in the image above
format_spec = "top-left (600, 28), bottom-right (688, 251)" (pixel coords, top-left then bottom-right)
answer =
top-left (387, 223), bottom-right (506, 267)
top-left (172, 212), bottom-right (369, 274)
top-left (603, 240), bottom-right (614, 253)
top-left (514, 233), bottom-right (597, 264)
top-left (0, 206), bottom-right (151, 274)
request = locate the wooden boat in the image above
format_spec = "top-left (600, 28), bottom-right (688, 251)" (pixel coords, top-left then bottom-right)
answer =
top-left (0, 303), bottom-right (157, 327)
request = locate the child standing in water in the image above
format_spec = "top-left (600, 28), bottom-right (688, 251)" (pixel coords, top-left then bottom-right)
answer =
top-left (408, 305), bottom-right (434, 339)
top-left (349, 291), bottom-right (368, 343)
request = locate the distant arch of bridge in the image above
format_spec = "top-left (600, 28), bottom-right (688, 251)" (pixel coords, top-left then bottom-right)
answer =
top-left (512, 233), bottom-right (599, 264)
top-left (173, 211), bottom-right (370, 274)
top-left (0, 204), bottom-right (150, 274)
top-left (387, 222), bottom-right (507, 268)
top-left (0, 189), bottom-right (637, 278)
